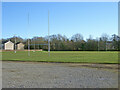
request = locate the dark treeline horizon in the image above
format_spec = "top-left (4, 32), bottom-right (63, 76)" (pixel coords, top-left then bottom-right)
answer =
top-left (1, 33), bottom-right (120, 51)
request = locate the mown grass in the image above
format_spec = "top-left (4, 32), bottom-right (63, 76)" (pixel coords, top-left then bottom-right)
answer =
top-left (2, 51), bottom-right (118, 64)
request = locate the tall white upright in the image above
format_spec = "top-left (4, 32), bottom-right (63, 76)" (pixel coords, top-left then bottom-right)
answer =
top-left (28, 12), bottom-right (30, 56)
top-left (48, 10), bottom-right (50, 56)
top-left (106, 41), bottom-right (107, 51)
top-left (14, 34), bottom-right (16, 53)
top-left (34, 38), bottom-right (35, 52)
top-left (98, 38), bottom-right (99, 51)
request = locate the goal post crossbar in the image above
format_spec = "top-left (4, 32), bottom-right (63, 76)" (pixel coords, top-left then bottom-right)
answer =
top-left (30, 44), bottom-right (48, 46)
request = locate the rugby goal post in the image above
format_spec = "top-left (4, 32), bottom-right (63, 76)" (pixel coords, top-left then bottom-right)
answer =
top-left (27, 10), bottom-right (50, 56)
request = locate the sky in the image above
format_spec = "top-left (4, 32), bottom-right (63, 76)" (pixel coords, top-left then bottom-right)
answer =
top-left (2, 2), bottom-right (118, 40)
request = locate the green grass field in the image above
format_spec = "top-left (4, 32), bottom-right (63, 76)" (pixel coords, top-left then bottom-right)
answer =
top-left (2, 51), bottom-right (118, 64)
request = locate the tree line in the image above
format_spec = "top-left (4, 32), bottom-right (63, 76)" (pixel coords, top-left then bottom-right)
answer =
top-left (1, 33), bottom-right (120, 51)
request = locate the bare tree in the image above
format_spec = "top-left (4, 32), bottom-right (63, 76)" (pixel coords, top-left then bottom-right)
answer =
top-left (71, 33), bottom-right (83, 42)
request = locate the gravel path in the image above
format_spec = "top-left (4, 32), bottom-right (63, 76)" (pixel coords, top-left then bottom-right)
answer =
top-left (2, 61), bottom-right (118, 88)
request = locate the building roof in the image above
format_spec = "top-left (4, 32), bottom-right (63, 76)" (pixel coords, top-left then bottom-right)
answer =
top-left (17, 42), bottom-right (24, 45)
top-left (5, 41), bottom-right (14, 44)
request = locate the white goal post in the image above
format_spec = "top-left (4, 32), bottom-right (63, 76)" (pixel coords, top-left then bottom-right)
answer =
top-left (27, 10), bottom-right (50, 56)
